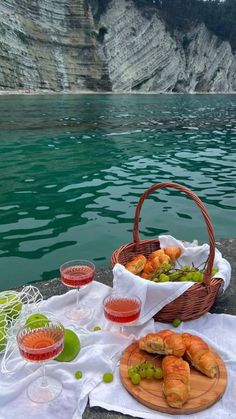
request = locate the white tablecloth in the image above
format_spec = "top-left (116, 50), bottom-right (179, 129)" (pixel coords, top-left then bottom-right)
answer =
top-left (0, 281), bottom-right (235, 419)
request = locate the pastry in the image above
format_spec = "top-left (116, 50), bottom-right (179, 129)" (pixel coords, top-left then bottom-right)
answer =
top-left (162, 355), bottom-right (190, 408)
top-left (163, 247), bottom-right (182, 261)
top-left (125, 254), bottom-right (147, 275)
top-left (139, 329), bottom-right (186, 357)
top-left (182, 333), bottom-right (218, 378)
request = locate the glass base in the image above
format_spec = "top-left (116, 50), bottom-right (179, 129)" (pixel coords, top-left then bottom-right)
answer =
top-left (27, 376), bottom-right (62, 403)
top-left (64, 304), bottom-right (93, 321)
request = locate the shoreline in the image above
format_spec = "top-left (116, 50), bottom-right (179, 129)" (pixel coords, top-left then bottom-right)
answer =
top-left (0, 89), bottom-right (236, 96)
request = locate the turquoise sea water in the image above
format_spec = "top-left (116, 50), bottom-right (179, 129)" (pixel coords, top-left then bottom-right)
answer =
top-left (0, 94), bottom-right (235, 290)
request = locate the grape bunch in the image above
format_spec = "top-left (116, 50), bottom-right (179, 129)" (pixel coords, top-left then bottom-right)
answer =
top-left (128, 360), bottom-right (163, 385)
top-left (149, 264), bottom-right (219, 283)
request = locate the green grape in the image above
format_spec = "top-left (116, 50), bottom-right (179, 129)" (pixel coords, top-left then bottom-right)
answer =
top-left (179, 277), bottom-right (187, 281)
top-left (144, 361), bottom-right (153, 369)
top-left (131, 373), bottom-right (141, 385)
top-left (181, 265), bottom-right (191, 271)
top-left (74, 370), bottom-right (83, 380)
top-left (162, 263), bottom-right (172, 272)
top-left (212, 267), bottom-right (219, 276)
top-left (92, 326), bottom-right (102, 331)
top-left (146, 367), bottom-right (154, 379)
top-left (139, 367), bottom-right (147, 378)
top-left (153, 277), bottom-right (160, 282)
top-left (128, 367), bottom-right (135, 378)
top-left (169, 272), bottom-right (182, 281)
top-left (132, 364), bottom-right (140, 373)
top-left (172, 318), bottom-right (182, 328)
top-left (140, 361), bottom-right (149, 370)
top-left (153, 367), bottom-right (163, 379)
top-left (185, 272), bottom-right (194, 281)
top-left (159, 274), bottom-right (170, 282)
top-left (192, 271), bottom-right (203, 282)
top-left (103, 372), bottom-right (114, 383)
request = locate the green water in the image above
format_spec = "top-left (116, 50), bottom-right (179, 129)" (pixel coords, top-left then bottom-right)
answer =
top-left (0, 94), bottom-right (235, 290)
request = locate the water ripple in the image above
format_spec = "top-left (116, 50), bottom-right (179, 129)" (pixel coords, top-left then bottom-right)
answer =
top-left (0, 94), bottom-right (235, 289)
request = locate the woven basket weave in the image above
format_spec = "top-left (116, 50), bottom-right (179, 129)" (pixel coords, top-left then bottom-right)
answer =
top-left (111, 182), bottom-right (222, 323)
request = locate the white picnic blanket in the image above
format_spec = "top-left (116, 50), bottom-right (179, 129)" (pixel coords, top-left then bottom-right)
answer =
top-left (0, 281), bottom-right (235, 419)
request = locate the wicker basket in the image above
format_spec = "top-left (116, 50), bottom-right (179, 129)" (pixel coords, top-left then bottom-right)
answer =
top-left (111, 182), bottom-right (222, 323)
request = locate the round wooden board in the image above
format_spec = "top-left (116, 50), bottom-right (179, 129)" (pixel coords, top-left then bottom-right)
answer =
top-left (119, 341), bottom-right (227, 415)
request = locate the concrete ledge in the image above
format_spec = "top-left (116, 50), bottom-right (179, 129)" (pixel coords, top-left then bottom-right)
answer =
top-left (16, 239), bottom-right (236, 418)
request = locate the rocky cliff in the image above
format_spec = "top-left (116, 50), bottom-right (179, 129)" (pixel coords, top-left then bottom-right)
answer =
top-left (0, 0), bottom-right (110, 91)
top-left (98, 0), bottom-right (236, 93)
top-left (0, 0), bottom-right (235, 92)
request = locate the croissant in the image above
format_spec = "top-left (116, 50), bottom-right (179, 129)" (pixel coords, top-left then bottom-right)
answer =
top-left (163, 247), bottom-right (181, 261)
top-left (149, 249), bottom-right (171, 265)
top-left (125, 254), bottom-right (147, 275)
top-left (149, 249), bottom-right (165, 261)
top-left (162, 355), bottom-right (190, 408)
top-left (143, 257), bottom-right (161, 274)
top-left (140, 272), bottom-right (151, 279)
top-left (182, 333), bottom-right (218, 378)
top-left (139, 329), bottom-right (186, 357)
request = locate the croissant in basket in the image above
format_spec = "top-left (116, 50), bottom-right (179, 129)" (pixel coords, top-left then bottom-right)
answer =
top-left (163, 247), bottom-right (182, 261)
top-left (141, 247), bottom-right (181, 279)
top-left (124, 246), bottom-right (181, 279)
top-left (125, 254), bottom-right (147, 275)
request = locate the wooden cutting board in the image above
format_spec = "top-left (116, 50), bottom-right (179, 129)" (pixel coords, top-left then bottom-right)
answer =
top-left (120, 341), bottom-right (227, 415)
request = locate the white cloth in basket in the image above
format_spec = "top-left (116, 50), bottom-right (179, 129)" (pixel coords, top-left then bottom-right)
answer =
top-left (112, 235), bottom-right (231, 325)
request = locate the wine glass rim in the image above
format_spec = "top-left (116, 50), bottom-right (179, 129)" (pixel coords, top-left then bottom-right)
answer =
top-left (60, 259), bottom-right (95, 270)
top-left (16, 321), bottom-right (64, 352)
top-left (103, 293), bottom-right (142, 315)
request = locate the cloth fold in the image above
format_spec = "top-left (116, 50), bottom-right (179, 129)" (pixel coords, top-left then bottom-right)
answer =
top-left (89, 312), bottom-right (236, 419)
top-left (113, 263), bottom-right (192, 325)
top-left (112, 235), bottom-right (231, 325)
top-left (0, 278), bottom-right (234, 419)
top-left (0, 281), bottom-right (154, 419)
top-left (159, 235), bottom-right (231, 292)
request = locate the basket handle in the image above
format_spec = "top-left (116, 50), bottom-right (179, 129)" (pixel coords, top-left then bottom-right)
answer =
top-left (133, 182), bottom-right (215, 286)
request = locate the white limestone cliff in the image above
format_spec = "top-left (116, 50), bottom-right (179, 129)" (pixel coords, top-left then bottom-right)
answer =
top-left (0, 0), bottom-right (235, 92)
top-left (99, 0), bottom-right (236, 93)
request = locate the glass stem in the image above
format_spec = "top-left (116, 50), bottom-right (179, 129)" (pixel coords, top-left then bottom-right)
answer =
top-left (41, 363), bottom-right (48, 387)
top-left (76, 287), bottom-right (80, 308)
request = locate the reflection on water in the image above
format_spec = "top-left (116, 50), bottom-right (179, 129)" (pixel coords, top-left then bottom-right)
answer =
top-left (0, 94), bottom-right (235, 289)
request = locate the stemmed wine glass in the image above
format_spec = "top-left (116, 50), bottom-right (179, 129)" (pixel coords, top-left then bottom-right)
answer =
top-left (103, 293), bottom-right (141, 335)
top-left (60, 259), bottom-right (95, 321)
top-left (17, 319), bottom-right (64, 403)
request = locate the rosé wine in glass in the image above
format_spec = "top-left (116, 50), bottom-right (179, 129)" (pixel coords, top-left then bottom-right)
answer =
top-left (17, 320), bottom-right (64, 403)
top-left (103, 294), bottom-right (141, 334)
top-left (60, 259), bottom-right (95, 321)
top-left (18, 326), bottom-right (64, 362)
top-left (61, 264), bottom-right (94, 287)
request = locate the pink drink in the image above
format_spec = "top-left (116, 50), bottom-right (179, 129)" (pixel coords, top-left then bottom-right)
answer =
top-left (104, 296), bottom-right (141, 324)
top-left (18, 326), bottom-right (64, 362)
top-left (61, 265), bottom-right (94, 287)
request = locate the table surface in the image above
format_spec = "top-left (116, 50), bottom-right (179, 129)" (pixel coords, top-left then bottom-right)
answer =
top-left (15, 238), bottom-right (236, 419)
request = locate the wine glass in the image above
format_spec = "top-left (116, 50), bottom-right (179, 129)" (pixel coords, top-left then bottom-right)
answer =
top-left (60, 259), bottom-right (95, 321)
top-left (103, 293), bottom-right (141, 335)
top-left (17, 319), bottom-right (64, 403)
